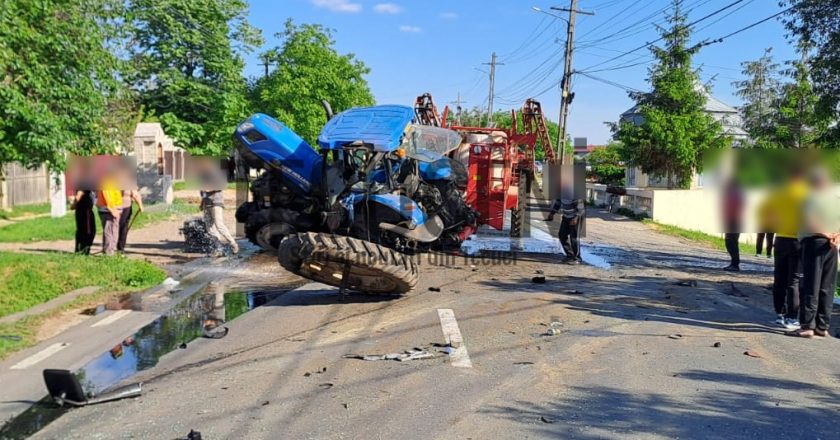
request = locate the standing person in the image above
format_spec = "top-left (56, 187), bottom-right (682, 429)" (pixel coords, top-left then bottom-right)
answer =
top-left (790, 168), bottom-right (839, 338)
top-left (97, 167), bottom-right (123, 256)
top-left (721, 179), bottom-right (744, 272)
top-left (198, 160), bottom-right (239, 256)
top-left (755, 194), bottom-right (774, 258)
top-left (71, 173), bottom-right (96, 255)
top-left (547, 175), bottom-right (584, 264)
top-left (117, 187), bottom-right (144, 253)
top-left (769, 169), bottom-right (808, 329)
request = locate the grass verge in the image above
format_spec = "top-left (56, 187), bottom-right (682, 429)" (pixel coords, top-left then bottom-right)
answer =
top-left (0, 199), bottom-right (194, 243)
top-left (0, 251), bottom-right (166, 359)
top-left (642, 220), bottom-right (754, 255)
top-left (0, 203), bottom-right (51, 220)
top-left (173, 180), bottom-right (236, 191)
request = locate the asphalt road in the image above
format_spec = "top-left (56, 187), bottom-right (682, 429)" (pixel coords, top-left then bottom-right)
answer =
top-left (24, 210), bottom-right (840, 439)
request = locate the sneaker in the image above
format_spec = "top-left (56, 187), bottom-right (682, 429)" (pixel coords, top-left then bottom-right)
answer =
top-left (774, 314), bottom-right (786, 327)
top-left (766, 254), bottom-right (772, 259)
top-left (723, 265), bottom-right (740, 272)
top-left (754, 254), bottom-right (761, 258)
top-left (784, 319), bottom-right (801, 330)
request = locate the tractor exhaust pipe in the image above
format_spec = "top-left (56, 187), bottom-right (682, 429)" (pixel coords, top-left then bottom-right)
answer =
top-left (321, 100), bottom-right (334, 121)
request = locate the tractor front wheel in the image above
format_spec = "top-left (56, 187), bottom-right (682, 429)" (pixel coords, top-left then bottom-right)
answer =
top-left (278, 233), bottom-right (418, 294)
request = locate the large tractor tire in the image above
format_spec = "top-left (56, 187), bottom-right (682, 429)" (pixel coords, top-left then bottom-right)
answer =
top-left (278, 233), bottom-right (418, 294)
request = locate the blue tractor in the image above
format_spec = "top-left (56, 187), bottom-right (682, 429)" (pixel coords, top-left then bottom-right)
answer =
top-left (233, 105), bottom-right (478, 294)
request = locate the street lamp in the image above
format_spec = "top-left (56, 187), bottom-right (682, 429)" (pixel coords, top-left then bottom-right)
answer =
top-left (531, 6), bottom-right (569, 24)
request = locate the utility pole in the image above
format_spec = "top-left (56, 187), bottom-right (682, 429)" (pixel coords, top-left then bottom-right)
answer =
top-left (483, 52), bottom-right (503, 128)
top-left (450, 92), bottom-right (466, 126)
top-left (259, 54), bottom-right (273, 78)
top-left (552, 1), bottom-right (594, 164)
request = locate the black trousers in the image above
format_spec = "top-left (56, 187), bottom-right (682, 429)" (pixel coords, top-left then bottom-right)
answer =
top-left (799, 236), bottom-right (838, 331)
top-left (724, 233), bottom-right (740, 267)
top-left (74, 207), bottom-right (96, 255)
top-left (559, 215), bottom-right (582, 260)
top-left (773, 237), bottom-right (801, 319)
top-left (756, 232), bottom-right (775, 256)
top-left (117, 205), bottom-right (132, 252)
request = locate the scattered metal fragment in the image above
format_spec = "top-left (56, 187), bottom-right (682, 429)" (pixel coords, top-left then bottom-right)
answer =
top-left (428, 287), bottom-right (441, 292)
top-left (713, 342), bottom-right (722, 348)
top-left (318, 383), bottom-right (334, 389)
top-left (667, 334), bottom-right (683, 340)
top-left (186, 429), bottom-right (203, 440)
top-left (261, 400), bottom-right (270, 406)
top-left (203, 326), bottom-right (229, 339)
top-left (513, 361), bottom-right (534, 365)
top-left (562, 289), bottom-right (582, 295)
top-left (343, 347), bottom-right (441, 362)
top-left (531, 276), bottom-right (546, 284)
top-left (744, 350), bottom-right (762, 358)
top-left (535, 269), bottom-right (544, 275)
top-left (676, 280), bottom-right (698, 287)
top-left (540, 416), bottom-right (556, 424)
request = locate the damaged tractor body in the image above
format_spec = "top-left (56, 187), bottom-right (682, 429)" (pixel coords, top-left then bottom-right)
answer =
top-left (233, 105), bottom-right (478, 294)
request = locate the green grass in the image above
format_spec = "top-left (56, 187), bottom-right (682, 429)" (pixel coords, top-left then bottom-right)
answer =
top-left (0, 203), bottom-right (51, 220)
top-left (642, 220), bottom-right (754, 255)
top-left (0, 251), bottom-right (166, 359)
top-left (0, 251), bottom-right (166, 318)
top-left (173, 180), bottom-right (236, 191)
top-left (0, 199), bottom-right (195, 243)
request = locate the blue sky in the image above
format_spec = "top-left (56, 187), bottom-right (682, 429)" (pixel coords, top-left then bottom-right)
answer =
top-left (244, 0), bottom-right (796, 144)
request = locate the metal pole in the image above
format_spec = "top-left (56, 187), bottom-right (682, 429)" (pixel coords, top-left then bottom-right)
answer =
top-left (552, 1), bottom-right (594, 164)
top-left (483, 52), bottom-right (504, 128)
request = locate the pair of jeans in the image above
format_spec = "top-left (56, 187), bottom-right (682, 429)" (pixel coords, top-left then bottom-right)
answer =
top-left (203, 205), bottom-right (237, 252)
top-left (773, 237), bottom-right (801, 320)
top-left (559, 215), bottom-right (582, 261)
top-left (799, 236), bottom-right (838, 331)
top-left (117, 205), bottom-right (132, 252)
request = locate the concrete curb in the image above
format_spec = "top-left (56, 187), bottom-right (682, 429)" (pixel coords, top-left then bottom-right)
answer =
top-left (0, 286), bottom-right (101, 325)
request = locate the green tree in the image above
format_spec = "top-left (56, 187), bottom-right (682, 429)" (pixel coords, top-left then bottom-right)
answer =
top-left (611, 0), bottom-right (728, 188)
top-left (774, 55), bottom-right (830, 148)
top-left (733, 48), bottom-right (782, 148)
top-left (587, 144), bottom-right (625, 185)
top-left (124, 0), bottom-right (263, 156)
top-left (783, 0), bottom-right (840, 144)
top-left (250, 20), bottom-right (374, 145)
top-left (0, 0), bottom-right (127, 171)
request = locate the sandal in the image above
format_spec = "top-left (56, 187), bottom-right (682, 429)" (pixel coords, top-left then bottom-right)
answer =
top-left (786, 329), bottom-right (814, 338)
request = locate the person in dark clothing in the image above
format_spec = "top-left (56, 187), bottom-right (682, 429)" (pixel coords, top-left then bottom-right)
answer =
top-left (71, 184), bottom-right (96, 255)
top-left (721, 179), bottom-right (744, 272)
top-left (755, 232), bottom-right (775, 258)
top-left (547, 187), bottom-right (585, 264)
top-left (117, 188), bottom-right (143, 253)
top-left (791, 168), bottom-right (839, 338)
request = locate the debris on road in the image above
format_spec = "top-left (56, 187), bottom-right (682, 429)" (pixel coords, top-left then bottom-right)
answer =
top-left (186, 429), bottom-right (202, 440)
top-left (428, 287), bottom-right (441, 292)
top-left (261, 400), bottom-right (270, 406)
top-left (668, 334), bottom-right (683, 340)
top-left (303, 367), bottom-right (327, 377)
top-left (178, 342), bottom-right (188, 349)
top-left (713, 342), bottom-right (722, 348)
top-left (744, 350), bottom-right (762, 358)
top-left (531, 276), bottom-right (546, 284)
top-left (540, 416), bottom-right (556, 424)
top-left (203, 326), bottom-right (229, 339)
top-left (318, 383), bottom-right (334, 389)
top-left (676, 280), bottom-right (698, 287)
top-left (562, 289), bottom-right (582, 295)
top-left (514, 361), bottom-right (534, 365)
top-left (343, 347), bottom-right (442, 362)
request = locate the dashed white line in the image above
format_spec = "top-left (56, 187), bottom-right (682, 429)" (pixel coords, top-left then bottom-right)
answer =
top-left (10, 343), bottom-right (68, 370)
top-left (91, 309), bottom-right (132, 327)
top-left (437, 309), bottom-right (473, 368)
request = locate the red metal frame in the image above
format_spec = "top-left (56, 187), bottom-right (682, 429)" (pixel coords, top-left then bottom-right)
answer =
top-left (413, 94), bottom-right (554, 232)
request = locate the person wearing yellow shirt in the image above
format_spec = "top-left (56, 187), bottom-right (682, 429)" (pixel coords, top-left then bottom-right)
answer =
top-left (766, 170), bottom-right (809, 330)
top-left (96, 173), bottom-right (123, 255)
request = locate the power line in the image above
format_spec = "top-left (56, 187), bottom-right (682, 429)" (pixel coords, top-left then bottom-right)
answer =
top-left (696, 7), bottom-right (792, 48)
top-left (579, 0), bottom-right (750, 72)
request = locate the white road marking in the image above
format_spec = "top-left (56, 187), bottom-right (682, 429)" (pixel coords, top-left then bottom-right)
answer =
top-left (10, 343), bottom-right (68, 370)
top-left (437, 309), bottom-right (473, 368)
top-left (91, 309), bottom-right (132, 327)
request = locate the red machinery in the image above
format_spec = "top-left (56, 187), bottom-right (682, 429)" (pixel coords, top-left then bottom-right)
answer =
top-left (414, 94), bottom-right (555, 237)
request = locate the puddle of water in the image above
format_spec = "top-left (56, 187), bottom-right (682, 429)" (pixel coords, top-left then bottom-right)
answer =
top-left (461, 235), bottom-right (613, 270)
top-left (0, 286), bottom-right (289, 439)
